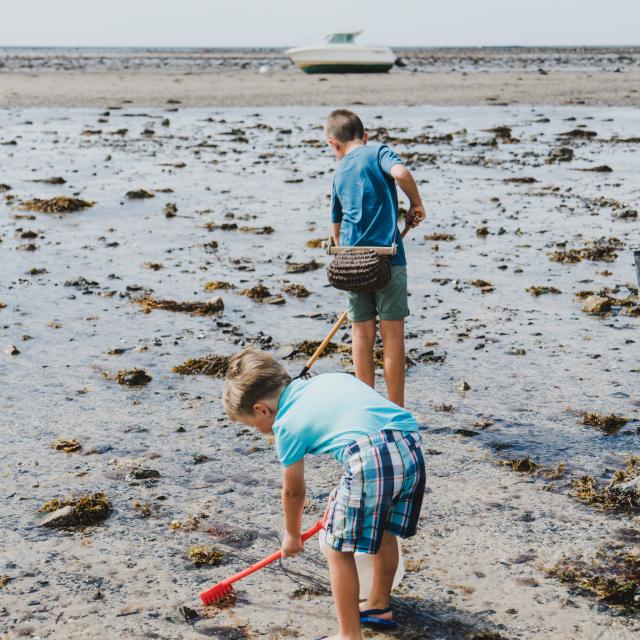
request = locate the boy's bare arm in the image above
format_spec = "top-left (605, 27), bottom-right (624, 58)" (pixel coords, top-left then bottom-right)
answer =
top-left (390, 164), bottom-right (426, 227)
top-left (331, 222), bottom-right (341, 246)
top-left (281, 459), bottom-right (306, 557)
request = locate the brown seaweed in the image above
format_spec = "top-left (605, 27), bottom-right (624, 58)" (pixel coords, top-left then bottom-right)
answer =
top-left (115, 369), bottom-right (152, 386)
top-left (39, 492), bottom-right (111, 527)
top-left (204, 280), bottom-right (234, 291)
top-left (188, 545), bottom-right (224, 567)
top-left (424, 232), bottom-right (456, 241)
top-left (549, 237), bottom-right (624, 263)
top-left (238, 225), bottom-right (274, 234)
top-left (468, 279), bottom-right (495, 293)
top-left (548, 547), bottom-right (640, 609)
top-left (239, 285), bottom-right (285, 304)
top-left (135, 296), bottom-right (224, 316)
top-left (173, 354), bottom-right (229, 377)
top-left (282, 283), bottom-right (311, 298)
top-left (51, 438), bottom-right (81, 453)
top-left (500, 458), bottom-right (541, 473)
top-left (580, 412), bottom-right (630, 433)
top-left (19, 197), bottom-right (94, 213)
top-left (289, 585), bottom-right (330, 599)
top-left (239, 285), bottom-right (271, 299)
top-left (126, 189), bottom-right (154, 199)
top-left (286, 258), bottom-right (323, 273)
top-left (526, 286), bottom-right (561, 296)
top-left (570, 457), bottom-right (640, 512)
top-left (132, 501), bottom-right (152, 517)
top-left (283, 340), bottom-right (346, 359)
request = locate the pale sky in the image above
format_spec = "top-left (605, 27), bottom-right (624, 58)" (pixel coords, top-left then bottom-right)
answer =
top-left (1, 0), bottom-right (639, 48)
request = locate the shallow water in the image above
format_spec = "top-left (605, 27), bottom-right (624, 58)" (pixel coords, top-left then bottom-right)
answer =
top-left (1, 105), bottom-right (639, 637)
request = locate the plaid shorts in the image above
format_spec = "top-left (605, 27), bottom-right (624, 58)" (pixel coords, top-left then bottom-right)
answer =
top-left (324, 429), bottom-right (425, 554)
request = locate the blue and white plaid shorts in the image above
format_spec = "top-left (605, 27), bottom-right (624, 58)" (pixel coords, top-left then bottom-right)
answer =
top-left (324, 429), bottom-right (426, 554)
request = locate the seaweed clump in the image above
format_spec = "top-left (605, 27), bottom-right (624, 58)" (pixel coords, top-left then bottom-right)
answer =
top-left (188, 545), bottom-right (225, 567)
top-left (132, 501), bottom-right (152, 517)
top-left (500, 457), bottom-right (541, 474)
top-left (19, 197), bottom-right (94, 214)
top-left (239, 285), bottom-right (285, 305)
top-left (173, 354), bottom-right (229, 377)
top-left (116, 369), bottom-right (152, 386)
top-left (548, 548), bottom-right (640, 609)
top-left (39, 492), bottom-right (111, 528)
top-left (549, 237), bottom-right (624, 263)
top-left (289, 585), bottom-right (330, 599)
top-left (282, 283), bottom-right (311, 298)
top-left (126, 189), bottom-right (154, 199)
top-left (526, 286), bottom-right (561, 296)
top-left (204, 281), bottom-right (234, 292)
top-left (286, 258), bottom-right (323, 273)
top-left (580, 412), bottom-right (630, 433)
top-left (51, 438), bottom-right (81, 453)
top-left (283, 340), bottom-right (346, 359)
top-left (424, 232), bottom-right (456, 241)
top-left (135, 296), bottom-right (224, 316)
top-left (468, 279), bottom-right (495, 293)
top-left (570, 457), bottom-right (640, 512)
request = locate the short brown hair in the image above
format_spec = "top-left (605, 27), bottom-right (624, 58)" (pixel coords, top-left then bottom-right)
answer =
top-left (223, 348), bottom-right (292, 420)
top-left (325, 109), bottom-right (365, 143)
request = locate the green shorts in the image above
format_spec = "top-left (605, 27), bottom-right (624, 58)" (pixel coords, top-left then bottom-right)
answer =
top-left (347, 265), bottom-right (409, 322)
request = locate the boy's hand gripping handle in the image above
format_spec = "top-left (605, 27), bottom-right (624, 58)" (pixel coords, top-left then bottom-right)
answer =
top-left (230, 519), bottom-right (323, 581)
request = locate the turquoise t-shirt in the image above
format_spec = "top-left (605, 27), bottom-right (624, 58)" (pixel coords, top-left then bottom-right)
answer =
top-left (272, 373), bottom-right (418, 467)
top-left (331, 143), bottom-right (406, 266)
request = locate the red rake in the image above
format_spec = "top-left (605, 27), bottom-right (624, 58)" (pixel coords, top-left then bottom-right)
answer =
top-left (200, 519), bottom-right (325, 605)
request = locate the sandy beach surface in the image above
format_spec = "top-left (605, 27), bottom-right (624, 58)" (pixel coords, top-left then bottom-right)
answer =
top-left (1, 48), bottom-right (640, 640)
top-left (1, 46), bottom-right (640, 108)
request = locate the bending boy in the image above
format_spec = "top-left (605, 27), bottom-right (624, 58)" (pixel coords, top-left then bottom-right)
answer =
top-left (224, 348), bottom-right (426, 639)
top-left (325, 109), bottom-right (426, 407)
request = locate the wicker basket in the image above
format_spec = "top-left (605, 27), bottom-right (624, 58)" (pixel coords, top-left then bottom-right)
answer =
top-left (326, 249), bottom-right (391, 292)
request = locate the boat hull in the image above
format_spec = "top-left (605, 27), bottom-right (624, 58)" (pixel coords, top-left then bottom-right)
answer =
top-left (298, 62), bottom-right (393, 74)
top-left (286, 43), bottom-right (396, 74)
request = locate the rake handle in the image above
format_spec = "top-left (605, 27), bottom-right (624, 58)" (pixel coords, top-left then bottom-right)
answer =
top-left (299, 224), bottom-right (412, 376)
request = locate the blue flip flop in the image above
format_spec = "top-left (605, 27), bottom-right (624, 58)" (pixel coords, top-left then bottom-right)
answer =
top-left (360, 607), bottom-right (397, 628)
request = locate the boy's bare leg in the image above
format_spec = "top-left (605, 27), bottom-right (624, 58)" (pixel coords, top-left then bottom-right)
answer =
top-left (352, 319), bottom-right (376, 389)
top-left (325, 547), bottom-right (362, 640)
top-left (380, 319), bottom-right (405, 406)
top-left (359, 530), bottom-right (398, 619)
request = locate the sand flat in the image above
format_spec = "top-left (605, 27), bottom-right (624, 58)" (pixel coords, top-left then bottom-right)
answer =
top-left (1, 63), bottom-right (639, 640)
top-left (1, 69), bottom-right (639, 108)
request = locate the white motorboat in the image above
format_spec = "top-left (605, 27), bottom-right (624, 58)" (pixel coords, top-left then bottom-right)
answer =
top-left (286, 31), bottom-right (396, 74)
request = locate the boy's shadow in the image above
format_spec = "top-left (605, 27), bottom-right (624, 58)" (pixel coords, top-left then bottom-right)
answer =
top-left (279, 547), bottom-right (503, 640)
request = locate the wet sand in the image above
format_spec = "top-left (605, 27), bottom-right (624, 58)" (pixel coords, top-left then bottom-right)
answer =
top-left (1, 63), bottom-right (640, 640)
top-left (1, 69), bottom-right (640, 108)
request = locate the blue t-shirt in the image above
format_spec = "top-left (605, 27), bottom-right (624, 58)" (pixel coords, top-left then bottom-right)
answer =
top-left (272, 373), bottom-right (418, 467)
top-left (331, 144), bottom-right (406, 266)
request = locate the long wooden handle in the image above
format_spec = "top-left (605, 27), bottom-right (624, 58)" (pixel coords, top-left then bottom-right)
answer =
top-left (299, 310), bottom-right (349, 376)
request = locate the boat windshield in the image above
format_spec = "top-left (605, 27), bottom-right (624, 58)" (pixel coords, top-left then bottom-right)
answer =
top-left (326, 33), bottom-right (356, 44)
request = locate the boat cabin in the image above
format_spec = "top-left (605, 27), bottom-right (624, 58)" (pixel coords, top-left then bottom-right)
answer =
top-left (324, 31), bottom-right (362, 45)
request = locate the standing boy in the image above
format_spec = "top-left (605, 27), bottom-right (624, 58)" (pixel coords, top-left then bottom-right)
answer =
top-left (325, 109), bottom-right (426, 407)
top-left (223, 348), bottom-right (426, 639)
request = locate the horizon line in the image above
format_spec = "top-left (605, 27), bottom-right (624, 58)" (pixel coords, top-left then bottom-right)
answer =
top-left (1, 43), bottom-right (640, 50)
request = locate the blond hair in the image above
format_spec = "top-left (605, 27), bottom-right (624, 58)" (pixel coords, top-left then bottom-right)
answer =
top-left (223, 348), bottom-right (292, 420)
top-left (325, 109), bottom-right (365, 143)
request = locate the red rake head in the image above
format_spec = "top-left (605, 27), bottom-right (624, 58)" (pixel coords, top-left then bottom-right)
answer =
top-left (200, 581), bottom-right (233, 606)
